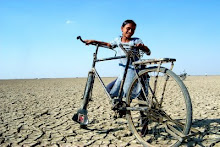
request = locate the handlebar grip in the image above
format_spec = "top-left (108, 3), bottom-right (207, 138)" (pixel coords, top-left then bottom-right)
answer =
top-left (77, 36), bottom-right (97, 45)
top-left (77, 36), bottom-right (86, 43)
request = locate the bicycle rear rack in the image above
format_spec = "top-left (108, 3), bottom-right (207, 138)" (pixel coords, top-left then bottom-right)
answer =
top-left (132, 58), bottom-right (176, 66)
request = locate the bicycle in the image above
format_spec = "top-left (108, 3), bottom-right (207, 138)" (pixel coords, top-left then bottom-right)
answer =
top-left (179, 70), bottom-right (187, 81)
top-left (73, 36), bottom-right (192, 147)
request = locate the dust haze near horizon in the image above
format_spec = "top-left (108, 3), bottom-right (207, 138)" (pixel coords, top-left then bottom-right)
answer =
top-left (1, 0), bottom-right (220, 79)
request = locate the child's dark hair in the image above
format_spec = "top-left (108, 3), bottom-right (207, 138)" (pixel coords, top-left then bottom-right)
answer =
top-left (121, 20), bottom-right (136, 27)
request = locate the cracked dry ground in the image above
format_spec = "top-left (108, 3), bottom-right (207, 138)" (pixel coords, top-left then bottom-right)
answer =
top-left (0, 76), bottom-right (220, 147)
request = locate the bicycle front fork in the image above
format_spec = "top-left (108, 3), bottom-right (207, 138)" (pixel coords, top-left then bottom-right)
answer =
top-left (73, 70), bottom-right (95, 126)
top-left (81, 71), bottom-right (95, 110)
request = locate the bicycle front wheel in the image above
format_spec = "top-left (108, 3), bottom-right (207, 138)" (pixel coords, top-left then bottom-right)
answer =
top-left (126, 66), bottom-right (192, 147)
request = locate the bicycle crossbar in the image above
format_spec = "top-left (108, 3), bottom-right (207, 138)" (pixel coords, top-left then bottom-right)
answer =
top-left (96, 55), bottom-right (126, 62)
top-left (132, 58), bottom-right (176, 66)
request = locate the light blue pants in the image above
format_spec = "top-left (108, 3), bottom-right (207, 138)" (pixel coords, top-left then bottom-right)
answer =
top-left (109, 64), bottom-right (136, 97)
top-left (109, 64), bottom-right (149, 99)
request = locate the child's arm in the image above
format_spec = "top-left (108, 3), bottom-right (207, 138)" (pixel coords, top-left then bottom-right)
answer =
top-left (84, 40), bottom-right (112, 48)
top-left (136, 44), bottom-right (151, 55)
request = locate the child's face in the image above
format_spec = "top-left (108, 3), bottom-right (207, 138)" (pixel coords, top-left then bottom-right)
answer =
top-left (121, 23), bottom-right (136, 39)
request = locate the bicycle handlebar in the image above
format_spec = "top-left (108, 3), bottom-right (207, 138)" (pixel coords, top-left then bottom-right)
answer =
top-left (77, 36), bottom-right (142, 58)
top-left (77, 36), bottom-right (86, 43)
top-left (77, 36), bottom-right (113, 49)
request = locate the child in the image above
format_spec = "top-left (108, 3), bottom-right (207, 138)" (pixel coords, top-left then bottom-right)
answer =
top-left (84, 19), bottom-right (151, 98)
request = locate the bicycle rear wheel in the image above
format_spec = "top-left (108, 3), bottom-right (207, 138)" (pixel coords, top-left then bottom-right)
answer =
top-left (126, 66), bottom-right (192, 147)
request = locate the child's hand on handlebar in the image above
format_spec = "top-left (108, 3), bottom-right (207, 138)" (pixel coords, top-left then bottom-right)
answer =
top-left (136, 43), bottom-right (151, 55)
top-left (136, 43), bottom-right (145, 48)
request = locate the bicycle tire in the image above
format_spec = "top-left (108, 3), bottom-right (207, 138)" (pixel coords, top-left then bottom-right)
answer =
top-left (126, 66), bottom-right (192, 147)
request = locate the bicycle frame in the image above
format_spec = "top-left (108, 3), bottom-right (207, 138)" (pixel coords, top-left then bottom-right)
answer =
top-left (81, 44), bottom-right (133, 109)
top-left (81, 43), bottom-right (177, 111)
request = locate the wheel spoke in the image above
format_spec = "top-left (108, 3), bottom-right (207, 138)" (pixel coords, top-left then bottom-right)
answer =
top-left (164, 123), bottom-right (185, 142)
top-left (126, 67), bottom-right (192, 147)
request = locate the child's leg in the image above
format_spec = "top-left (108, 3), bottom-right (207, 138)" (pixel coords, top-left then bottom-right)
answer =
top-left (109, 78), bottom-right (121, 97)
top-left (106, 78), bottom-right (117, 93)
top-left (123, 68), bottom-right (136, 97)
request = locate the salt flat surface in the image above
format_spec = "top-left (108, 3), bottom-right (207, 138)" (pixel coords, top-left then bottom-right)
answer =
top-left (0, 76), bottom-right (219, 146)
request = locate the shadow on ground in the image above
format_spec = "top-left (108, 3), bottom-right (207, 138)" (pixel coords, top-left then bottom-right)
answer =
top-left (185, 118), bottom-right (220, 147)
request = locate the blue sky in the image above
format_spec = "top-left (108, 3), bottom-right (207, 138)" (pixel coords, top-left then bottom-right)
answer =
top-left (0, 0), bottom-right (220, 79)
